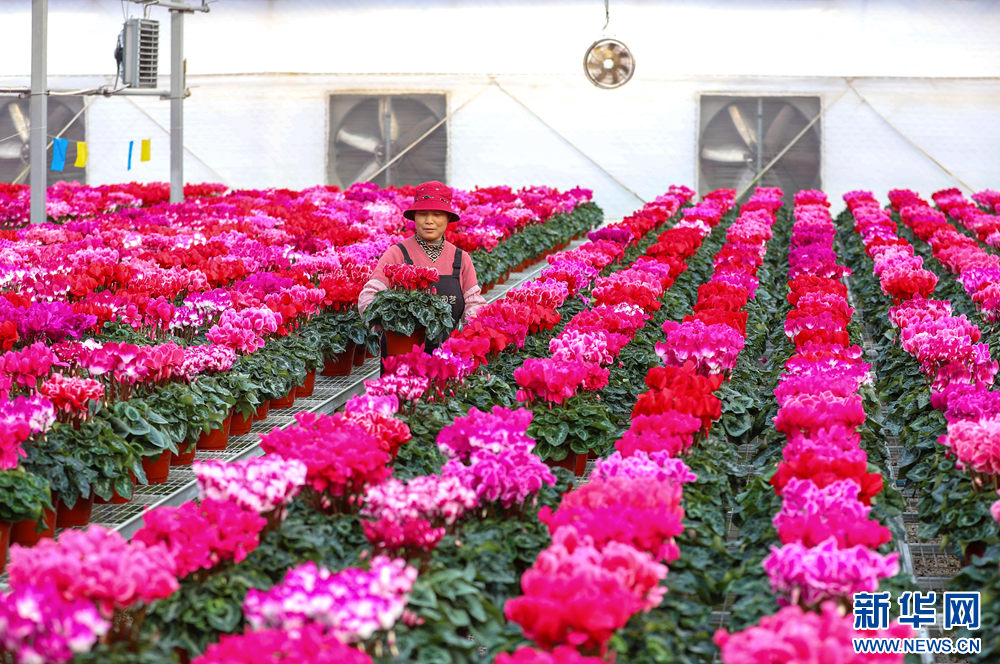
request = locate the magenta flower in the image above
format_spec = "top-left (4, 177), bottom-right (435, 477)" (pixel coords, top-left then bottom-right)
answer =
top-left (763, 538), bottom-right (899, 608)
top-left (505, 525), bottom-right (667, 652)
top-left (192, 624), bottom-right (373, 664)
top-left (0, 582), bottom-right (110, 664)
top-left (194, 456), bottom-right (308, 515)
top-left (442, 446), bottom-right (556, 509)
top-left (591, 451), bottom-right (697, 486)
top-left (0, 341), bottom-right (64, 390)
top-left (133, 498), bottom-right (265, 579)
top-left (615, 411), bottom-right (701, 458)
top-left (7, 525), bottom-right (178, 616)
top-left (258, 411), bottom-right (391, 499)
top-left (243, 557), bottom-right (417, 643)
top-left (656, 320), bottom-right (745, 377)
top-left (774, 479), bottom-right (891, 549)
top-left (714, 601), bottom-right (912, 664)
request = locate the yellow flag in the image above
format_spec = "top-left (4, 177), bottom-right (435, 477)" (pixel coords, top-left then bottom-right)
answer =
top-left (74, 141), bottom-right (88, 168)
top-left (140, 138), bottom-right (151, 162)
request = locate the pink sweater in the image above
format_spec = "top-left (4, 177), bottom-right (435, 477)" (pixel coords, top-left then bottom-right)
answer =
top-left (357, 237), bottom-right (487, 324)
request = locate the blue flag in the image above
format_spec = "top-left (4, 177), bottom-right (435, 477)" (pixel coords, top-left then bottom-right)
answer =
top-left (51, 138), bottom-right (68, 172)
top-left (128, 140), bottom-right (134, 170)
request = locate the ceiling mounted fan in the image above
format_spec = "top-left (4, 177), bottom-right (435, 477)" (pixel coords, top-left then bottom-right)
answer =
top-left (584, 0), bottom-right (634, 89)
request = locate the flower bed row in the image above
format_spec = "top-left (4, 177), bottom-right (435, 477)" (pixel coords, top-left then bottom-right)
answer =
top-left (714, 189), bottom-right (913, 663)
top-left (892, 188), bottom-right (1000, 324)
top-left (843, 189), bottom-right (1000, 551)
top-left (494, 187), bottom-right (818, 664)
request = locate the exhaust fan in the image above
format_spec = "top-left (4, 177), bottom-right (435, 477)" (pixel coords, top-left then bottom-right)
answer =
top-left (699, 96), bottom-right (821, 204)
top-left (0, 97), bottom-right (86, 185)
top-left (328, 94), bottom-right (447, 188)
top-left (583, 0), bottom-right (634, 89)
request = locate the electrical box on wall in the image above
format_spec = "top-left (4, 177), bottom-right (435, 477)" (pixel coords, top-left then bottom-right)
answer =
top-left (123, 18), bottom-right (160, 89)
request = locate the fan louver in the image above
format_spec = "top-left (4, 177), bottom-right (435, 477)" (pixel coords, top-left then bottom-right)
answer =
top-left (699, 97), bottom-right (821, 204)
top-left (330, 95), bottom-right (446, 188)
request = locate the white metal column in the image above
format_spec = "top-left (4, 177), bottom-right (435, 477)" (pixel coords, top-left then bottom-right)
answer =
top-left (30, 0), bottom-right (48, 225)
top-left (169, 10), bottom-right (184, 204)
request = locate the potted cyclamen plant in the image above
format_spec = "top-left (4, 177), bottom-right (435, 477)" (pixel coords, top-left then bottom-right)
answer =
top-left (313, 309), bottom-right (366, 377)
top-left (0, 468), bottom-right (53, 567)
top-left (20, 417), bottom-right (142, 527)
top-left (279, 328), bottom-right (325, 398)
top-left (101, 397), bottom-right (179, 485)
top-left (362, 264), bottom-right (455, 356)
top-left (146, 381), bottom-right (230, 465)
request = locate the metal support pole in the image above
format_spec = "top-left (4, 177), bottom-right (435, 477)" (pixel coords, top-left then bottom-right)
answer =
top-left (29, 0), bottom-right (48, 225)
top-left (756, 97), bottom-right (763, 177)
top-left (169, 10), bottom-right (184, 204)
top-left (383, 96), bottom-right (393, 187)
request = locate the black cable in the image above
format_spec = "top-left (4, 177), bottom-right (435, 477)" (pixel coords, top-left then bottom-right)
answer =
top-left (113, 29), bottom-right (124, 88)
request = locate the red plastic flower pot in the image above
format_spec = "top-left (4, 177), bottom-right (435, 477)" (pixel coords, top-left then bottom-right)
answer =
top-left (56, 491), bottom-right (95, 528)
top-left (252, 400), bottom-right (270, 421)
top-left (170, 442), bottom-right (197, 467)
top-left (385, 328), bottom-right (427, 356)
top-left (0, 520), bottom-right (12, 575)
top-left (230, 408), bottom-right (254, 436)
top-left (321, 344), bottom-right (355, 376)
top-left (295, 369), bottom-right (317, 398)
top-left (545, 452), bottom-right (581, 473)
top-left (142, 451), bottom-right (171, 484)
top-left (271, 386), bottom-right (297, 410)
top-left (11, 506), bottom-right (56, 546)
top-left (353, 343), bottom-right (366, 367)
top-left (197, 413), bottom-right (233, 451)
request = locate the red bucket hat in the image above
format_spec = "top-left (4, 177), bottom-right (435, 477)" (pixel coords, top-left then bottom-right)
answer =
top-left (403, 181), bottom-right (460, 222)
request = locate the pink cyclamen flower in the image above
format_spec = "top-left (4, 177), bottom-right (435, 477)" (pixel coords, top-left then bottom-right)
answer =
top-left (763, 537), bottom-right (899, 608)
top-left (243, 557), bottom-right (416, 643)
top-left (194, 456), bottom-right (308, 514)
top-left (7, 525), bottom-right (179, 617)
top-left (0, 582), bottom-right (110, 664)
top-left (714, 601), bottom-right (911, 664)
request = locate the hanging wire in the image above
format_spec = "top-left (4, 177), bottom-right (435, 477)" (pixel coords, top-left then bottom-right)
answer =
top-left (847, 81), bottom-right (975, 193)
top-left (603, 0), bottom-right (610, 32)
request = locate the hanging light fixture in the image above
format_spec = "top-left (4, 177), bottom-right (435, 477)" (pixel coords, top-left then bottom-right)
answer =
top-left (583, 0), bottom-right (635, 89)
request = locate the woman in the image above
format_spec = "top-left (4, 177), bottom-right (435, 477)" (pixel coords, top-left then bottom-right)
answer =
top-left (358, 180), bottom-right (487, 359)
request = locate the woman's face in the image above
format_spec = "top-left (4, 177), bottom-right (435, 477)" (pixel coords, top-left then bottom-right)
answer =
top-left (414, 210), bottom-right (450, 243)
